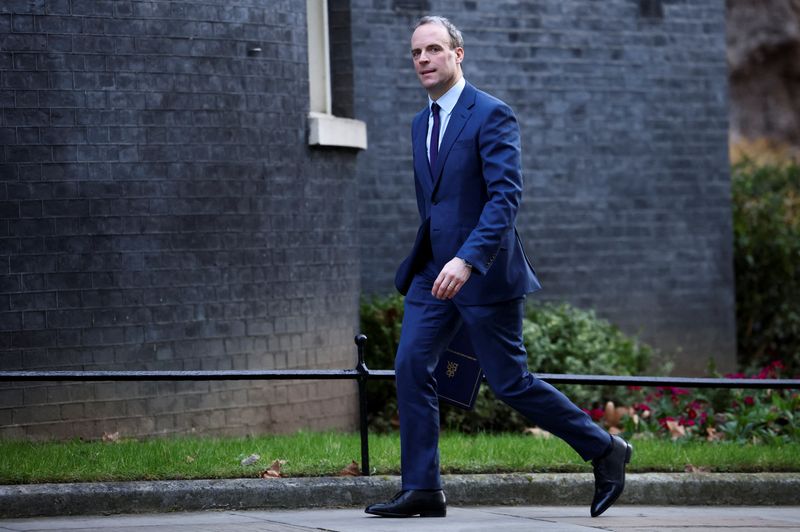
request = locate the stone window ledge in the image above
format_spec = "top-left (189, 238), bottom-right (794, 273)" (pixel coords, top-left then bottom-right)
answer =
top-left (308, 112), bottom-right (367, 150)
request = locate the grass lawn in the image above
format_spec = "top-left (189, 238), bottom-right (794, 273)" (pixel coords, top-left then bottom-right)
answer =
top-left (1, 431), bottom-right (798, 484)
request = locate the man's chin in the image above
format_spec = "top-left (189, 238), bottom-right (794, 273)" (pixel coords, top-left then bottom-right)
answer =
top-left (419, 79), bottom-right (440, 92)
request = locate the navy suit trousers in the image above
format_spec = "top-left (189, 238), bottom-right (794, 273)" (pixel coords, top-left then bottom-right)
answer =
top-left (396, 261), bottom-right (611, 490)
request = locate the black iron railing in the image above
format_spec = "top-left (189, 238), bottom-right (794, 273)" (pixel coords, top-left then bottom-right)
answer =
top-left (1, 334), bottom-right (799, 475)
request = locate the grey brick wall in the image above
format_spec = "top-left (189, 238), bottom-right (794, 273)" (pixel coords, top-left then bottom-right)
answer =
top-left (0, 0), bottom-right (360, 439)
top-left (353, 0), bottom-right (736, 374)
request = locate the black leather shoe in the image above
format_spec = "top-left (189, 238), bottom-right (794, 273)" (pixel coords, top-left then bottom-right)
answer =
top-left (590, 435), bottom-right (632, 517)
top-left (365, 489), bottom-right (446, 518)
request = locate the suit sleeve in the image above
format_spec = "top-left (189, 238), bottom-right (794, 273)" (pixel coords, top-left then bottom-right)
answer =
top-left (455, 103), bottom-right (523, 275)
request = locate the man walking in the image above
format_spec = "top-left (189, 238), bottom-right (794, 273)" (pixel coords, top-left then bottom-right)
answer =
top-left (365, 16), bottom-right (631, 519)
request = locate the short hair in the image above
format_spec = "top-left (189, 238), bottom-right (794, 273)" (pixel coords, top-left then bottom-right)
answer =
top-left (414, 16), bottom-right (464, 49)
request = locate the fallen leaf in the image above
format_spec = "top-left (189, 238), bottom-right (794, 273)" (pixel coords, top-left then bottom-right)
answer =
top-left (101, 431), bottom-right (120, 443)
top-left (601, 402), bottom-right (635, 431)
top-left (523, 427), bottom-right (552, 438)
top-left (706, 427), bottom-right (724, 442)
top-left (603, 401), bottom-right (617, 426)
top-left (260, 459), bottom-right (285, 478)
top-left (338, 460), bottom-right (361, 476)
top-left (684, 464), bottom-right (710, 473)
top-left (665, 420), bottom-right (686, 440)
top-left (185, 455), bottom-right (195, 463)
top-left (240, 453), bottom-right (261, 466)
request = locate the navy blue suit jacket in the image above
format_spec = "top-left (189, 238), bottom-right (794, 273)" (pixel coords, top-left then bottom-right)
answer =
top-left (395, 82), bottom-right (542, 305)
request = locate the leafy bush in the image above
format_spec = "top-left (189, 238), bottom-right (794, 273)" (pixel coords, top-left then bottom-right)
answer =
top-left (522, 303), bottom-right (655, 407)
top-left (732, 159), bottom-right (800, 374)
top-left (359, 296), bottom-right (656, 433)
top-left (359, 295), bottom-right (404, 432)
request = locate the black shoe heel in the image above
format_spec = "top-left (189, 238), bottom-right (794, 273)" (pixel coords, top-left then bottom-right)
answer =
top-left (420, 510), bottom-right (446, 518)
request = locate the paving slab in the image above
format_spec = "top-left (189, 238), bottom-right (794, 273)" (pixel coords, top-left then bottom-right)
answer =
top-left (2, 506), bottom-right (800, 532)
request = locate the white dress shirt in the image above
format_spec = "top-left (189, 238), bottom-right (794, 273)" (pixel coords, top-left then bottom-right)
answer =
top-left (426, 76), bottom-right (467, 161)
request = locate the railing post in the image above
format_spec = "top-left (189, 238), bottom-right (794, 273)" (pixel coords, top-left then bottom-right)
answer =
top-left (354, 334), bottom-right (370, 476)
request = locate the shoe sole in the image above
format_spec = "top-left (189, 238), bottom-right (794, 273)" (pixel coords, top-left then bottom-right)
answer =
top-left (365, 510), bottom-right (446, 518)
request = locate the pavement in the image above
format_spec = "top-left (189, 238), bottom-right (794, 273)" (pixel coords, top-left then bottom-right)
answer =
top-left (2, 473), bottom-right (800, 520)
top-left (2, 506), bottom-right (800, 531)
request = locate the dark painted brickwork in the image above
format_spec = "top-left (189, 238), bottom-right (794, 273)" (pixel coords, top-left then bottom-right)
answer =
top-left (353, 0), bottom-right (736, 374)
top-left (0, 0), bottom-right (360, 439)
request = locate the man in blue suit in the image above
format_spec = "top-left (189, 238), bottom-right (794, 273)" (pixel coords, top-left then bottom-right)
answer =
top-left (365, 16), bottom-right (632, 519)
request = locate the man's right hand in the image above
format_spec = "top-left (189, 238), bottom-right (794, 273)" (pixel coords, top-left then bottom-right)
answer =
top-left (431, 257), bottom-right (472, 300)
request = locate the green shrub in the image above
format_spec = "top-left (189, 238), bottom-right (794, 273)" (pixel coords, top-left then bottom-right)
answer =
top-left (732, 159), bottom-right (800, 374)
top-left (522, 303), bottom-right (655, 406)
top-left (359, 294), bottom-right (404, 431)
top-left (359, 296), bottom-right (656, 433)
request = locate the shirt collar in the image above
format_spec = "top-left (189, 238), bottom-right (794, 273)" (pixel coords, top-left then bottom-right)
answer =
top-left (429, 76), bottom-right (466, 115)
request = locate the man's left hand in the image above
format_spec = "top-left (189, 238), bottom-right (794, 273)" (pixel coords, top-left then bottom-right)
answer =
top-left (432, 257), bottom-right (472, 300)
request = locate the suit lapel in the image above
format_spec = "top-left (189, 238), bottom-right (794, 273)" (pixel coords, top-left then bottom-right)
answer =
top-left (431, 84), bottom-right (476, 194)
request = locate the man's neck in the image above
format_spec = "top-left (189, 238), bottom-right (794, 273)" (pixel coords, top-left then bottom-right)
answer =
top-left (429, 73), bottom-right (463, 101)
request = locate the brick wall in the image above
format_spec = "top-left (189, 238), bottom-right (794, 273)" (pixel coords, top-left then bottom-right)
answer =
top-left (0, 0), bottom-right (359, 439)
top-left (353, 0), bottom-right (736, 374)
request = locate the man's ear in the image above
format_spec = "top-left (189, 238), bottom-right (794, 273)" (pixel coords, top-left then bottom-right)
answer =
top-left (455, 47), bottom-right (464, 64)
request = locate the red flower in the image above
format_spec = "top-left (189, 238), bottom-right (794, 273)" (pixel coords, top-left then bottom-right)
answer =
top-left (744, 396), bottom-right (755, 406)
top-left (658, 386), bottom-right (691, 396)
top-left (627, 385), bottom-right (642, 391)
top-left (583, 408), bottom-right (604, 421)
top-left (687, 408), bottom-right (698, 419)
top-left (634, 402), bottom-right (651, 412)
top-left (658, 416), bottom-right (675, 429)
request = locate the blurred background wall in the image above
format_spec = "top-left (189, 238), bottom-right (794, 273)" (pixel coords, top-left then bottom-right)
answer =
top-left (727, 0), bottom-right (800, 160)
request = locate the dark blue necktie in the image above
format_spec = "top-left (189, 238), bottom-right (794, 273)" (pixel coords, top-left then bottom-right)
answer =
top-left (429, 102), bottom-right (441, 172)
